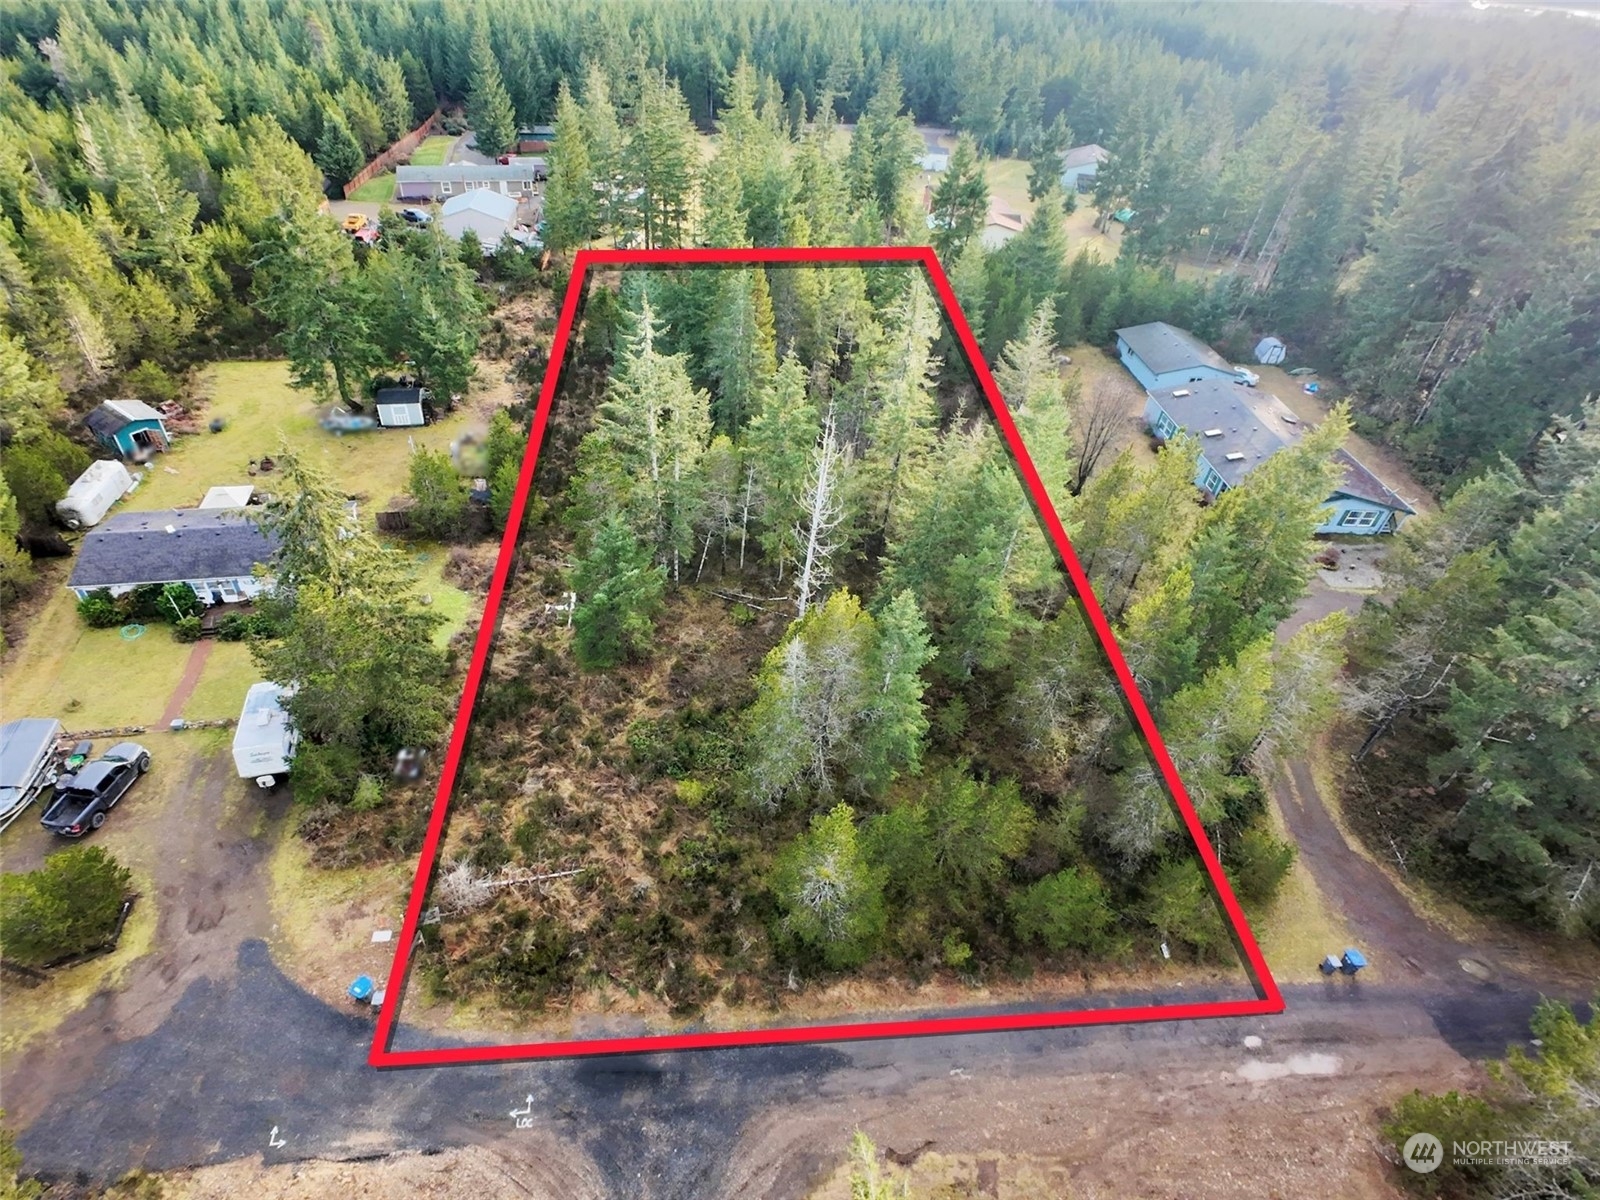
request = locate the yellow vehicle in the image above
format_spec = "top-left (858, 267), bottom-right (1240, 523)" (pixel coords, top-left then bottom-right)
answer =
top-left (341, 212), bottom-right (369, 233)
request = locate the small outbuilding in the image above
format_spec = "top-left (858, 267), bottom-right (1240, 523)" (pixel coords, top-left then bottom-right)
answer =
top-left (916, 128), bottom-right (950, 173)
top-left (375, 387), bottom-right (430, 429)
top-left (84, 399), bottom-right (170, 461)
top-left (1254, 335), bottom-right (1287, 365)
top-left (55, 460), bottom-right (135, 529)
top-left (980, 201), bottom-right (1026, 250)
top-left (1059, 143), bottom-right (1109, 193)
top-left (199, 485), bottom-right (256, 510)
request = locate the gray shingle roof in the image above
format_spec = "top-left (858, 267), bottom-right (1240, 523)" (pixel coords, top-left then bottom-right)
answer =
top-left (85, 399), bottom-right (166, 439)
top-left (1148, 380), bottom-right (1299, 489)
top-left (1060, 143), bottom-right (1108, 171)
top-left (1116, 322), bottom-right (1235, 377)
top-left (67, 509), bottom-right (279, 590)
top-left (1330, 448), bottom-right (1416, 514)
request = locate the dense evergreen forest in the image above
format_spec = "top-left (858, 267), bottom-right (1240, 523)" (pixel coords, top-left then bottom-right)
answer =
top-left (419, 272), bottom-right (1349, 1011)
top-left (0, 0), bottom-right (1593, 962)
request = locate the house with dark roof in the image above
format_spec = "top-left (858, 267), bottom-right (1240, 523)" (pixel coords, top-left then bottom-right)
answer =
top-left (84, 400), bottom-right (170, 461)
top-left (395, 162), bottom-right (546, 202)
top-left (1058, 143), bottom-right (1109, 192)
top-left (1115, 322), bottom-right (1247, 391)
top-left (1144, 380), bottom-right (1415, 535)
top-left (66, 509), bottom-right (280, 603)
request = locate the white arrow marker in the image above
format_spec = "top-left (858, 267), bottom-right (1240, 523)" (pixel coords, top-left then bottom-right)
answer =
top-left (269, 1127), bottom-right (287, 1148)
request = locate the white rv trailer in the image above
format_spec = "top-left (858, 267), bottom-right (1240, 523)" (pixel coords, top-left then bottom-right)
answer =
top-left (231, 682), bottom-right (298, 788)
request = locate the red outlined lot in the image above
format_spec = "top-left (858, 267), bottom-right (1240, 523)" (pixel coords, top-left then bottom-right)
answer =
top-left (370, 245), bottom-right (1284, 1068)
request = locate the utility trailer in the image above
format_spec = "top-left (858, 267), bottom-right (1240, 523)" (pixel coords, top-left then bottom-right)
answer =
top-left (231, 682), bottom-right (297, 789)
top-left (0, 718), bottom-right (66, 833)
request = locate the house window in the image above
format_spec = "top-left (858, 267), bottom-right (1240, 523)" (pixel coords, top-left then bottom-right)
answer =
top-left (441, 180), bottom-right (452, 194)
top-left (1200, 467), bottom-right (1225, 494)
top-left (1339, 508), bottom-right (1381, 529)
top-left (522, 179), bottom-right (534, 191)
top-left (1154, 412), bottom-right (1178, 439)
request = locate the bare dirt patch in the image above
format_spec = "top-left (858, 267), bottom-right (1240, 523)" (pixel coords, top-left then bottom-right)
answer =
top-left (737, 1035), bottom-right (1463, 1200)
top-left (156, 1143), bottom-right (604, 1200)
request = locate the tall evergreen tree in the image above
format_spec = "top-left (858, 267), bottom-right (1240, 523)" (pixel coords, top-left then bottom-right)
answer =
top-left (543, 80), bottom-right (595, 254)
top-left (929, 134), bottom-right (989, 261)
top-left (465, 26), bottom-right (517, 158)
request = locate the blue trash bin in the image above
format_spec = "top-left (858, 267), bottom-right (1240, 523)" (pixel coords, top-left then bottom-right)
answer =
top-left (348, 974), bottom-right (375, 1002)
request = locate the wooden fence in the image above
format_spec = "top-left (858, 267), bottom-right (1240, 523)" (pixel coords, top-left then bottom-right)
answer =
top-left (342, 109), bottom-right (442, 199)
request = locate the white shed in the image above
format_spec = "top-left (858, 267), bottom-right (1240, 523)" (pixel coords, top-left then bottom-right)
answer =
top-left (375, 387), bottom-right (428, 428)
top-left (55, 459), bottom-right (134, 529)
top-left (200, 485), bottom-right (255, 510)
top-left (1254, 336), bottom-right (1287, 365)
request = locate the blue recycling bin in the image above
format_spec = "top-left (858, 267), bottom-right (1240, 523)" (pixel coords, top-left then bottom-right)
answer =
top-left (348, 974), bottom-right (375, 1002)
top-left (1339, 948), bottom-right (1367, 975)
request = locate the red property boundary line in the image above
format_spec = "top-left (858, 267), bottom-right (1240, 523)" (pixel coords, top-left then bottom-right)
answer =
top-left (370, 245), bottom-right (1284, 1068)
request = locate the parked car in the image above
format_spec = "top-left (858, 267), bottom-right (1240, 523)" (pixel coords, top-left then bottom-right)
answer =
top-left (39, 743), bottom-right (150, 837)
top-left (400, 207), bottom-right (432, 225)
top-left (1232, 366), bottom-right (1261, 386)
top-left (342, 213), bottom-right (370, 233)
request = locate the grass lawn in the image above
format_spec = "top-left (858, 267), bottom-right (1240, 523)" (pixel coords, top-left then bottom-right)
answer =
top-left (2, 361), bottom-right (486, 733)
top-left (182, 640), bottom-right (259, 723)
top-left (1252, 821), bottom-right (1364, 983)
top-left (350, 172), bottom-right (395, 203)
top-left (0, 587), bottom-right (192, 729)
top-left (409, 135), bottom-right (454, 167)
top-left (129, 361), bottom-right (477, 515)
top-left (982, 157), bottom-right (1121, 263)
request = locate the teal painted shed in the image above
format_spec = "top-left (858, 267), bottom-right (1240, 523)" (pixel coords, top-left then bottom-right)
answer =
top-left (84, 400), bottom-right (170, 461)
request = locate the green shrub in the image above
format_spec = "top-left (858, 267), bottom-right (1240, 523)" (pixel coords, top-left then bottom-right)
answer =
top-left (351, 774), bottom-right (384, 811)
top-left (1010, 867), bottom-right (1117, 953)
top-left (0, 845), bottom-right (132, 967)
top-left (1228, 826), bottom-right (1297, 906)
top-left (172, 615), bottom-right (202, 642)
top-left (288, 740), bottom-right (363, 806)
top-left (674, 778), bottom-right (710, 808)
top-left (217, 611), bottom-right (275, 641)
top-left (159, 582), bottom-right (200, 621)
top-left (730, 602), bottom-right (757, 627)
top-left (941, 931), bottom-right (973, 969)
top-left (76, 588), bottom-right (121, 628)
top-left (122, 583), bottom-right (168, 622)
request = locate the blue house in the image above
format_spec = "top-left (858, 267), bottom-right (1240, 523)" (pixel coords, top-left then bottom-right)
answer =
top-left (1144, 380), bottom-right (1415, 535)
top-left (1115, 322), bottom-right (1246, 391)
top-left (84, 400), bottom-right (170, 462)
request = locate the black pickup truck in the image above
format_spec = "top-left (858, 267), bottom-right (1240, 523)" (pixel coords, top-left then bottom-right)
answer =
top-left (39, 743), bottom-right (151, 837)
